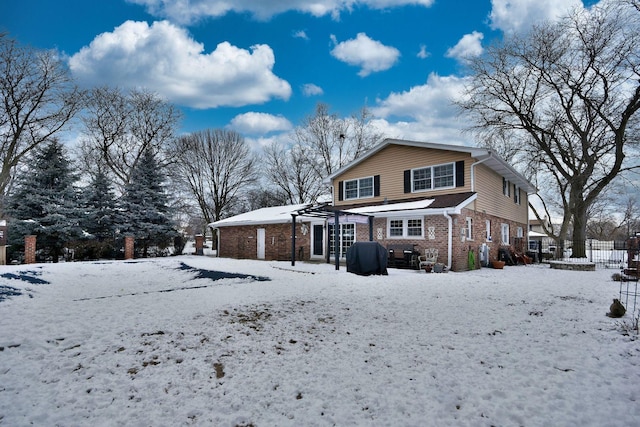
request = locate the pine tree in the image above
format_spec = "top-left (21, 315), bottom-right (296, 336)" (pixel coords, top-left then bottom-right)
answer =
top-left (81, 170), bottom-right (117, 240)
top-left (6, 140), bottom-right (83, 262)
top-left (118, 149), bottom-right (176, 256)
top-left (76, 170), bottom-right (118, 259)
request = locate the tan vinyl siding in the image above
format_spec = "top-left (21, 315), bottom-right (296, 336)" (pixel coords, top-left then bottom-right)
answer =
top-left (333, 145), bottom-right (473, 206)
top-left (474, 164), bottom-right (528, 223)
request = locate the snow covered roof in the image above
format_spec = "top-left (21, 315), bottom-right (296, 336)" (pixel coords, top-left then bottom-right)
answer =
top-left (346, 198), bottom-right (434, 214)
top-left (341, 192), bottom-right (477, 217)
top-left (209, 204), bottom-right (314, 228)
top-left (211, 192), bottom-right (480, 228)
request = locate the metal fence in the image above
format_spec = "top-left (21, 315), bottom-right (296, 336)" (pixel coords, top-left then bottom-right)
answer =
top-left (527, 238), bottom-right (639, 269)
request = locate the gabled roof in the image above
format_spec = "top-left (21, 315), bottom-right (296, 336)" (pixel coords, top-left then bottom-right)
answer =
top-left (325, 138), bottom-right (536, 194)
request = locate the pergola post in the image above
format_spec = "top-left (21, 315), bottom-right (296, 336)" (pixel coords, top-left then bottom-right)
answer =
top-left (334, 211), bottom-right (340, 270)
top-left (369, 216), bottom-right (374, 241)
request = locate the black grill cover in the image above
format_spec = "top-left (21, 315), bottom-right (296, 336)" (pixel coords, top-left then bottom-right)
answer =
top-left (346, 242), bottom-right (388, 276)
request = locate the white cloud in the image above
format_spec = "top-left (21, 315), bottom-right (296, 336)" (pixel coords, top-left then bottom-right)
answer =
top-left (330, 33), bottom-right (400, 77)
top-left (228, 112), bottom-right (293, 135)
top-left (68, 20), bottom-right (291, 109)
top-left (292, 30), bottom-right (309, 40)
top-left (489, 0), bottom-right (583, 33)
top-left (127, 0), bottom-right (435, 24)
top-left (370, 73), bottom-right (472, 145)
top-left (417, 44), bottom-right (430, 59)
top-left (445, 31), bottom-right (484, 63)
top-left (301, 83), bottom-right (324, 96)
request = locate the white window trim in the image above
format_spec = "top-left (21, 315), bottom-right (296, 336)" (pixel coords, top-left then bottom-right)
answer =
top-left (503, 178), bottom-right (511, 197)
top-left (328, 223), bottom-right (356, 258)
top-left (344, 176), bottom-right (375, 200)
top-left (465, 217), bottom-right (473, 240)
top-left (516, 226), bottom-right (524, 238)
top-left (387, 217), bottom-right (424, 239)
top-left (411, 162), bottom-right (456, 193)
top-left (485, 219), bottom-right (492, 242)
top-left (514, 185), bottom-right (521, 205)
top-left (501, 223), bottom-right (510, 245)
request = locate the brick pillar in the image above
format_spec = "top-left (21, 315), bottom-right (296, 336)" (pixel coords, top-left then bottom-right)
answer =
top-left (25, 235), bottom-right (36, 264)
top-left (124, 236), bottom-right (134, 260)
top-left (195, 235), bottom-right (204, 255)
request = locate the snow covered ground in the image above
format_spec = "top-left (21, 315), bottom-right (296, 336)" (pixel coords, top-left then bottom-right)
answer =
top-left (0, 256), bottom-right (638, 426)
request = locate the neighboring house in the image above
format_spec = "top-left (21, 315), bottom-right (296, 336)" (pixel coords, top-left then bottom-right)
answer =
top-left (210, 138), bottom-right (536, 271)
top-left (529, 218), bottom-right (552, 235)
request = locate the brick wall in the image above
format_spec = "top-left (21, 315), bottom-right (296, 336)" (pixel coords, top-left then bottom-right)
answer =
top-left (217, 213), bottom-right (527, 271)
top-left (364, 211), bottom-right (527, 272)
top-left (451, 208), bottom-right (527, 271)
top-left (195, 235), bottom-right (204, 255)
top-left (124, 236), bottom-right (134, 260)
top-left (24, 235), bottom-right (36, 264)
top-left (218, 222), bottom-right (312, 261)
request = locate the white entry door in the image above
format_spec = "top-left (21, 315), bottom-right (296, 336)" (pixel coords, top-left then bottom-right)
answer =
top-left (257, 228), bottom-right (265, 259)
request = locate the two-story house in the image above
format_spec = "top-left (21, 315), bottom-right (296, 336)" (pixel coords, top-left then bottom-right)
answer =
top-left (209, 138), bottom-right (536, 271)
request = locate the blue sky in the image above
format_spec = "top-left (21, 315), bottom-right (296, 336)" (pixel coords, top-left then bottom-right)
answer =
top-left (2, 0), bottom-right (596, 148)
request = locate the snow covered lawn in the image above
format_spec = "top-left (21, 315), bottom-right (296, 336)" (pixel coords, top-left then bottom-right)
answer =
top-left (0, 256), bottom-right (638, 426)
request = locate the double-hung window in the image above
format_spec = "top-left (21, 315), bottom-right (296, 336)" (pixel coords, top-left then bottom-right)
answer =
top-left (344, 176), bottom-right (374, 200)
top-left (503, 178), bottom-right (511, 197)
top-left (466, 217), bottom-right (473, 240)
top-left (388, 218), bottom-right (424, 238)
top-left (501, 223), bottom-right (510, 245)
top-left (412, 163), bottom-right (454, 192)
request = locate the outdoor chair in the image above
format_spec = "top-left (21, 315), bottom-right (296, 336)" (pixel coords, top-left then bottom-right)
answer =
top-left (418, 248), bottom-right (438, 270)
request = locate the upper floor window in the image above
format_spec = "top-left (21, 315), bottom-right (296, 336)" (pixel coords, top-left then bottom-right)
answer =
top-left (502, 177), bottom-right (511, 197)
top-left (412, 163), bottom-right (454, 192)
top-left (514, 185), bottom-right (521, 205)
top-left (344, 176), bottom-right (374, 200)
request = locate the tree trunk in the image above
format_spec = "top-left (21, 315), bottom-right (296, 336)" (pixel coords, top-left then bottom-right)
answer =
top-left (571, 205), bottom-right (589, 258)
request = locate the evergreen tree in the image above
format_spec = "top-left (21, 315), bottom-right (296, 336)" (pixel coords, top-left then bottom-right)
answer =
top-left (81, 170), bottom-right (117, 240)
top-left (6, 140), bottom-right (83, 262)
top-left (77, 170), bottom-right (118, 259)
top-left (119, 149), bottom-right (176, 256)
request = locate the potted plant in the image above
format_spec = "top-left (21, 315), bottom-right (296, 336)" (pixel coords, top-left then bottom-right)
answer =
top-left (491, 259), bottom-right (506, 269)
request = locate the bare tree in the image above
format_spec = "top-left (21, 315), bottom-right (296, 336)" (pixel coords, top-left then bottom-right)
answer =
top-left (349, 106), bottom-right (385, 161)
top-left (170, 129), bottom-right (257, 230)
top-left (459, 1), bottom-right (640, 257)
top-left (79, 86), bottom-right (181, 191)
top-left (0, 35), bottom-right (84, 213)
top-left (264, 103), bottom-right (383, 203)
top-left (586, 191), bottom-right (635, 240)
top-left (262, 141), bottom-right (323, 204)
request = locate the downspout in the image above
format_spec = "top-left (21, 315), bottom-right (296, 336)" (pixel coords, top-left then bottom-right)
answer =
top-left (443, 211), bottom-right (453, 270)
top-left (470, 152), bottom-right (493, 192)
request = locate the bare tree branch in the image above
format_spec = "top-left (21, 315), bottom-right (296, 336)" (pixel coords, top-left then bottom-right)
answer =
top-left (0, 35), bottom-right (84, 213)
top-left (458, 1), bottom-right (640, 256)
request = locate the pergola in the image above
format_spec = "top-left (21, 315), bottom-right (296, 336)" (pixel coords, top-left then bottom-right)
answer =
top-left (290, 204), bottom-right (374, 270)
